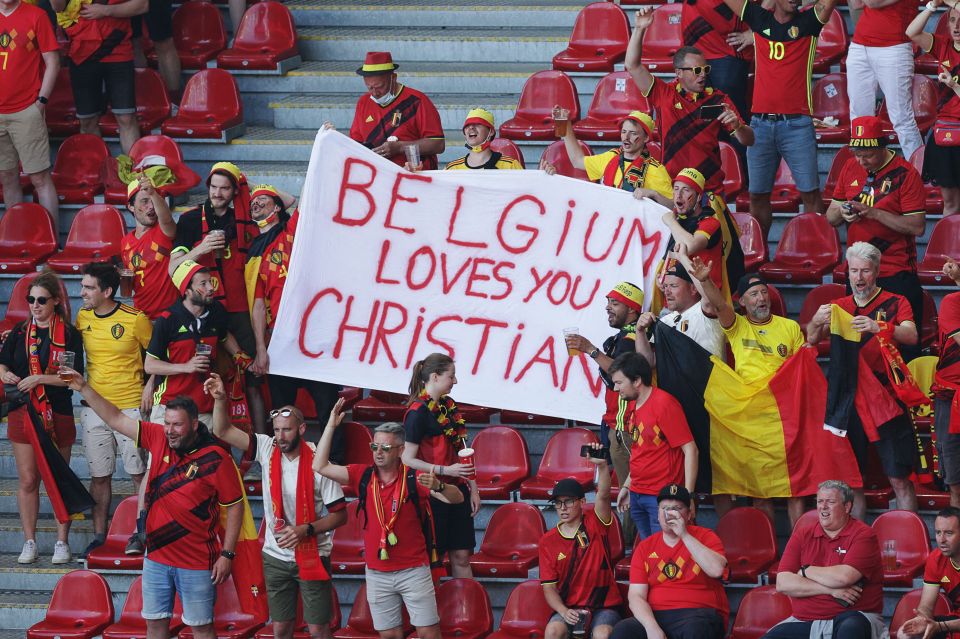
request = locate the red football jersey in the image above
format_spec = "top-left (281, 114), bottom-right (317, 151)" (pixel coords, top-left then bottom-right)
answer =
top-left (0, 3), bottom-right (58, 114)
top-left (539, 509), bottom-right (623, 610)
top-left (681, 0), bottom-right (751, 60)
top-left (936, 292), bottom-right (960, 392)
top-left (121, 225), bottom-right (179, 321)
top-left (927, 35), bottom-right (960, 122)
top-left (63, 0), bottom-right (133, 64)
top-left (923, 549), bottom-right (960, 608)
top-left (349, 84), bottom-right (445, 170)
top-left (833, 290), bottom-right (914, 391)
top-left (627, 388), bottom-right (694, 495)
top-left (852, 0), bottom-right (914, 47)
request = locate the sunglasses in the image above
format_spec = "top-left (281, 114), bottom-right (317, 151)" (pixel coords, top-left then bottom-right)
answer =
top-left (269, 408), bottom-right (294, 419)
top-left (26, 296), bottom-right (51, 305)
top-left (679, 65), bottom-right (712, 75)
top-left (369, 443), bottom-right (397, 453)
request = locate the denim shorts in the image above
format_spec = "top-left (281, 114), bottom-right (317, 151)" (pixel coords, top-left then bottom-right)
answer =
top-left (747, 115), bottom-right (820, 194)
top-left (549, 608), bottom-right (622, 635)
top-left (142, 557), bottom-right (216, 627)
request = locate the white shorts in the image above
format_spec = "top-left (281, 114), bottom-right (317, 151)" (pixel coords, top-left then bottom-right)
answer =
top-left (80, 407), bottom-right (146, 477)
top-left (364, 565), bottom-right (439, 631)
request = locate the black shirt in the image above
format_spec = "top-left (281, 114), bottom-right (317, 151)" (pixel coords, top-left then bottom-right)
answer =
top-left (0, 322), bottom-right (85, 415)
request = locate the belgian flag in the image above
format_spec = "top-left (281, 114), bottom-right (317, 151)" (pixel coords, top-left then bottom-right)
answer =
top-left (654, 323), bottom-right (861, 497)
top-left (219, 463), bottom-right (269, 624)
top-left (24, 405), bottom-right (95, 523)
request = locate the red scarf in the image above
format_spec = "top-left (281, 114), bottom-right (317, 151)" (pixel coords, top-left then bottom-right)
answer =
top-left (269, 440), bottom-right (329, 581)
top-left (372, 465), bottom-right (410, 560)
top-left (26, 316), bottom-right (66, 442)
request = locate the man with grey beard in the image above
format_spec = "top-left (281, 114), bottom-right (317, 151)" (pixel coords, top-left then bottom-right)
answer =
top-left (806, 242), bottom-right (918, 518)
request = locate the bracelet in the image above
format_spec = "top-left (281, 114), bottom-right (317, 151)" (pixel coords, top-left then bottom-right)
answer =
top-left (926, 1), bottom-right (938, 10)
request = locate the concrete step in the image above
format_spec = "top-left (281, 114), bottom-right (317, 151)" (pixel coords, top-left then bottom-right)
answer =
top-left (0, 515), bottom-right (100, 556)
top-left (287, 0), bottom-right (582, 28)
top-left (0, 477), bottom-right (137, 518)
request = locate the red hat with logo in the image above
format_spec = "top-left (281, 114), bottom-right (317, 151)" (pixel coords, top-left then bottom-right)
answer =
top-left (849, 116), bottom-right (887, 148)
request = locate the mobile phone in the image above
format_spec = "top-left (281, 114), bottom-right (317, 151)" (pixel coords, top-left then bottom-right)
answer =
top-left (580, 445), bottom-right (608, 460)
top-left (699, 104), bottom-right (724, 121)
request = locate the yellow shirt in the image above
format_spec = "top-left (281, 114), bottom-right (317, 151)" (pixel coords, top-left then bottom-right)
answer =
top-left (583, 150), bottom-right (673, 199)
top-left (723, 313), bottom-right (805, 383)
top-left (445, 153), bottom-right (523, 170)
top-left (76, 304), bottom-right (153, 408)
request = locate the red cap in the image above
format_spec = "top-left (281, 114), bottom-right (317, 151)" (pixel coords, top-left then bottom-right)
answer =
top-left (849, 116), bottom-right (886, 148)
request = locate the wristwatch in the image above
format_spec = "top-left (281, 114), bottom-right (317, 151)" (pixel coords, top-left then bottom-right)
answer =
top-left (305, 523), bottom-right (316, 537)
top-left (220, 549), bottom-right (236, 560)
top-left (589, 348), bottom-right (600, 359)
top-left (432, 482), bottom-right (446, 493)
top-left (36, 96), bottom-right (48, 105)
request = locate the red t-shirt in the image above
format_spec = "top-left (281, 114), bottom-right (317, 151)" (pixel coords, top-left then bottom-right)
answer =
top-left (778, 518), bottom-right (884, 621)
top-left (832, 153), bottom-right (926, 277)
top-left (923, 549), bottom-right (960, 607)
top-left (345, 464), bottom-right (433, 572)
top-left (63, 0), bottom-right (133, 64)
top-left (675, 211), bottom-right (724, 291)
top-left (0, 3), bottom-right (58, 114)
top-left (936, 292), bottom-right (960, 393)
top-left (629, 525), bottom-right (730, 623)
top-left (403, 402), bottom-right (458, 468)
top-left (833, 289), bottom-right (914, 388)
top-left (852, 0), bottom-right (914, 47)
top-left (539, 509), bottom-right (623, 610)
top-left (645, 79), bottom-right (740, 194)
top-left (627, 388), bottom-right (693, 495)
top-left (681, 0), bottom-right (750, 60)
top-left (137, 421), bottom-right (243, 570)
top-left (742, 3), bottom-right (825, 115)
top-left (121, 225), bottom-right (179, 321)
top-left (927, 35), bottom-right (960, 122)
top-left (349, 84), bottom-right (445, 170)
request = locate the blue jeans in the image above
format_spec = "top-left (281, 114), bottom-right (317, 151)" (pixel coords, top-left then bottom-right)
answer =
top-left (630, 493), bottom-right (661, 539)
top-left (141, 557), bottom-right (216, 627)
top-left (747, 115), bottom-right (820, 194)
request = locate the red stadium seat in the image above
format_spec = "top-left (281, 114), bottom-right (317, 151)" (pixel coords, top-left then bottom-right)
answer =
top-left (27, 570), bottom-right (114, 639)
top-left (330, 504), bottom-right (365, 574)
top-left (921, 289), bottom-right (939, 352)
top-left (640, 5), bottom-right (682, 71)
top-left (167, 1), bottom-right (227, 68)
top-left (217, 1), bottom-right (300, 72)
top-left (499, 408), bottom-right (566, 425)
top-left (0, 273), bottom-right (72, 333)
top-left (45, 68), bottom-right (79, 136)
top-left (473, 426), bottom-right (531, 499)
top-left (538, 140), bottom-right (594, 181)
top-left (51, 134), bottom-right (110, 204)
top-left (0, 203), bottom-right (57, 273)
top-left (918, 215), bottom-right (960, 284)
top-left (47, 205), bottom-right (127, 273)
top-left (489, 138), bottom-right (526, 168)
top-left (162, 69), bottom-right (244, 140)
top-left (104, 135), bottom-right (201, 203)
top-left (178, 575), bottom-right (264, 639)
top-left (351, 394), bottom-right (407, 422)
top-left (719, 141), bottom-right (744, 200)
top-left (429, 579), bottom-right (493, 639)
top-left (767, 284), bottom-right (787, 318)
top-left (728, 585), bottom-right (793, 639)
top-left (812, 10), bottom-right (848, 72)
top-left (519, 427), bottom-right (601, 499)
top-left (798, 283), bottom-right (845, 355)
top-left (552, 2), bottom-right (630, 72)
top-left (339, 386), bottom-right (362, 409)
top-left (759, 213), bottom-right (841, 283)
top-left (878, 75), bottom-right (939, 135)
top-left (573, 71), bottom-right (653, 141)
top-left (100, 68), bottom-right (171, 136)
top-left (908, 146), bottom-right (944, 214)
top-left (732, 212), bottom-right (768, 272)
top-left (334, 583), bottom-right (412, 639)
top-left (916, 14), bottom-right (952, 73)
top-left (254, 588), bottom-right (341, 637)
top-left (823, 146), bottom-right (854, 204)
top-left (500, 70), bottom-right (581, 140)
top-left (766, 510), bottom-right (820, 580)
top-left (86, 496), bottom-right (143, 570)
top-left (716, 507), bottom-right (776, 583)
top-left (736, 160), bottom-right (801, 212)
top-left (812, 73), bottom-right (851, 143)
top-left (470, 503), bottom-right (545, 577)
top-left (339, 421), bottom-right (373, 497)
top-left (486, 580), bottom-right (554, 639)
top-left (871, 510), bottom-right (930, 587)
top-left (583, 502), bottom-right (624, 562)
top-left (890, 588), bottom-right (952, 637)
top-left (615, 534), bottom-right (638, 580)
top-left (103, 576), bottom-right (184, 639)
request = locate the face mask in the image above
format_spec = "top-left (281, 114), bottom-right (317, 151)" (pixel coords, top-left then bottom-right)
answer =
top-left (463, 129), bottom-right (494, 153)
top-left (255, 210), bottom-right (278, 228)
top-left (369, 78), bottom-right (396, 106)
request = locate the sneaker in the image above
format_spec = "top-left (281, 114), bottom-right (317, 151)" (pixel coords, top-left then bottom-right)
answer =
top-left (79, 537), bottom-right (105, 560)
top-left (17, 540), bottom-right (37, 564)
top-left (51, 541), bottom-right (72, 565)
top-left (124, 533), bottom-right (144, 555)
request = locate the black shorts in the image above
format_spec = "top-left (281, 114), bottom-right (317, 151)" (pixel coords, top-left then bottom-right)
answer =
top-left (848, 410), bottom-right (917, 480)
top-left (131, 0), bottom-right (174, 41)
top-left (431, 487), bottom-right (474, 553)
top-left (227, 311), bottom-right (258, 358)
top-left (935, 395), bottom-right (960, 486)
top-left (922, 136), bottom-right (960, 189)
top-left (68, 59), bottom-right (136, 119)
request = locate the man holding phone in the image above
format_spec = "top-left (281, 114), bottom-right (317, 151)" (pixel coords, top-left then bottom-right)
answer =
top-left (540, 444), bottom-right (622, 639)
top-left (626, 7), bottom-right (754, 198)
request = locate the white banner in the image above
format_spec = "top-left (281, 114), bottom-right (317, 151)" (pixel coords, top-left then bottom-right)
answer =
top-left (269, 130), bottom-right (671, 423)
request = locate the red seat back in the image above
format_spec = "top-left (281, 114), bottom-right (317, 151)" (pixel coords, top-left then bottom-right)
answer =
top-left (640, 5), bottom-right (682, 68)
top-left (773, 159), bottom-right (799, 193)
top-left (0, 203), bottom-right (57, 260)
top-left (921, 290), bottom-right (938, 349)
top-left (45, 68), bottom-right (79, 135)
top-left (473, 426), bottom-right (530, 490)
top-left (910, 75), bottom-right (939, 133)
top-left (729, 585), bottom-right (792, 639)
top-left (341, 421), bottom-right (373, 466)
top-left (107, 496), bottom-right (140, 543)
top-left (823, 146), bottom-right (854, 198)
top-left (510, 70), bottom-right (581, 124)
top-left (2, 273), bottom-right (71, 330)
top-left (536, 427), bottom-right (601, 485)
top-left (51, 134), bottom-right (110, 188)
top-left (583, 502), bottom-right (624, 561)
top-left (719, 141), bottom-right (744, 198)
top-left (330, 503), bottom-right (365, 563)
top-left (173, 1), bottom-right (226, 58)
top-left (61, 204), bottom-right (127, 254)
top-left (580, 71), bottom-right (653, 123)
top-left (176, 68), bottom-right (243, 124)
top-left (338, 583), bottom-right (412, 635)
top-left (436, 579), bottom-right (494, 639)
top-left (498, 580), bottom-right (554, 638)
top-left (233, 1), bottom-right (297, 53)
top-left (798, 283), bottom-right (845, 334)
top-left (812, 73), bottom-right (850, 127)
top-left (766, 284), bottom-right (787, 318)
top-left (771, 212), bottom-right (841, 268)
top-left (489, 138), bottom-right (526, 168)
top-left (36, 569), bottom-right (114, 630)
top-left (814, 10), bottom-right (848, 66)
top-left (127, 135), bottom-right (201, 194)
top-left (478, 503), bottom-right (546, 560)
top-left (567, 2), bottom-right (630, 50)
top-left (922, 216), bottom-right (960, 278)
top-left (540, 140), bottom-right (593, 181)
top-left (871, 510), bottom-right (930, 571)
top-left (715, 507), bottom-right (776, 575)
top-left (890, 588), bottom-right (952, 637)
top-left (732, 212), bottom-right (768, 272)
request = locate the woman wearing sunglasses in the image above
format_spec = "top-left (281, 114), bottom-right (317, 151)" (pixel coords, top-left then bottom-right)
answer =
top-left (401, 353), bottom-right (479, 579)
top-left (0, 270), bottom-right (84, 565)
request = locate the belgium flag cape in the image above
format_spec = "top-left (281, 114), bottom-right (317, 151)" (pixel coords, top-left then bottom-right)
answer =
top-left (654, 322), bottom-right (861, 497)
top-left (219, 464), bottom-right (269, 623)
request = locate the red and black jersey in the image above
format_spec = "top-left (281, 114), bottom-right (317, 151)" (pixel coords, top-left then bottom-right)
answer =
top-left (403, 401), bottom-right (459, 469)
top-left (645, 79), bottom-right (741, 194)
top-left (245, 211), bottom-right (298, 328)
top-left (539, 509), bottom-right (623, 610)
top-left (927, 35), bottom-right (960, 122)
top-left (936, 292), bottom-right (960, 395)
top-left (122, 225), bottom-right (179, 321)
top-left (349, 84), bottom-right (445, 170)
top-left (924, 549), bottom-right (960, 608)
top-left (852, 0), bottom-right (914, 47)
top-left (832, 152), bottom-right (926, 277)
top-left (676, 209), bottom-right (723, 291)
top-left (742, 3), bottom-right (825, 115)
top-left (174, 204), bottom-right (253, 314)
top-left (833, 289), bottom-right (914, 391)
top-left (146, 299), bottom-right (228, 412)
top-left (601, 325), bottom-right (637, 430)
top-left (0, 3), bottom-right (58, 114)
top-left (682, 0), bottom-right (751, 61)
top-left (62, 0), bottom-right (134, 64)
top-left (137, 421), bottom-right (243, 570)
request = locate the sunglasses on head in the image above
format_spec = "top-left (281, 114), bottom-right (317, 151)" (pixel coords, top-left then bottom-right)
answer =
top-left (369, 443), bottom-right (396, 452)
top-left (26, 296), bottom-right (51, 305)
top-left (679, 65), bottom-right (712, 75)
top-left (269, 408), bottom-right (295, 419)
